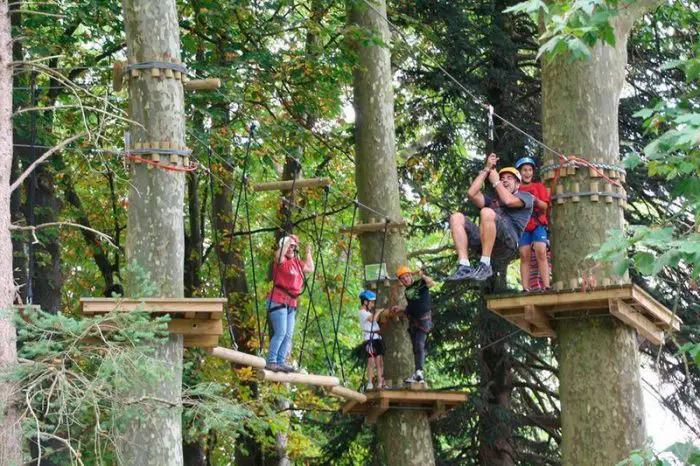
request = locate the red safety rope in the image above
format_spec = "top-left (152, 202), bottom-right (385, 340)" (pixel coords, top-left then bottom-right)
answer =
top-left (125, 153), bottom-right (199, 172)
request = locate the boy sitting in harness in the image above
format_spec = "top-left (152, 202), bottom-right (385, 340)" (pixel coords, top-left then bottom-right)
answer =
top-left (390, 266), bottom-right (436, 385)
top-left (358, 290), bottom-right (387, 390)
top-left (515, 157), bottom-right (551, 291)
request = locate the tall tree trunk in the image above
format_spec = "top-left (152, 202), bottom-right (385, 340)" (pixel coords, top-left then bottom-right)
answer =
top-left (542, 2), bottom-right (658, 464)
top-left (348, 2), bottom-right (435, 464)
top-left (0, 0), bottom-right (22, 463)
top-left (119, 1), bottom-right (185, 464)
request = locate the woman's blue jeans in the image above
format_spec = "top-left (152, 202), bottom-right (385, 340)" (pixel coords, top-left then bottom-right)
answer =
top-left (266, 301), bottom-right (296, 364)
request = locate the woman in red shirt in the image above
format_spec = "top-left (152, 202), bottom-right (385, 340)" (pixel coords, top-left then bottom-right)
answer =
top-left (265, 235), bottom-right (314, 372)
top-left (516, 157), bottom-right (551, 291)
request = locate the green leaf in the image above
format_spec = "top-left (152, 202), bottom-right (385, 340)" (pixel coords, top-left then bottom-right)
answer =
top-left (568, 37), bottom-right (592, 60)
top-left (633, 108), bottom-right (654, 119)
top-left (613, 258), bottom-right (633, 277)
top-left (634, 252), bottom-right (655, 275)
top-left (623, 152), bottom-right (643, 169)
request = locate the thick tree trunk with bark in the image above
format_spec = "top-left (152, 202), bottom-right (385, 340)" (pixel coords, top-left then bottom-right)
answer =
top-left (348, 2), bottom-right (435, 465)
top-left (542, 3), bottom-right (658, 464)
top-left (119, 1), bottom-right (185, 464)
top-left (0, 1), bottom-right (22, 463)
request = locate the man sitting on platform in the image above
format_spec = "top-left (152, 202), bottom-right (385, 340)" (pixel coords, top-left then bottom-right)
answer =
top-left (446, 153), bottom-right (534, 282)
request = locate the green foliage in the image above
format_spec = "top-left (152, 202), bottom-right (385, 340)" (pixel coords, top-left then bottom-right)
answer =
top-left (617, 441), bottom-right (700, 465)
top-left (505, 0), bottom-right (631, 61)
top-left (591, 50), bottom-right (700, 279)
top-left (3, 307), bottom-right (254, 465)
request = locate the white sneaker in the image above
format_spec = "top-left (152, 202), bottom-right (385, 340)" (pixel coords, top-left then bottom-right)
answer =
top-left (366, 382), bottom-right (374, 391)
top-left (404, 372), bottom-right (425, 384)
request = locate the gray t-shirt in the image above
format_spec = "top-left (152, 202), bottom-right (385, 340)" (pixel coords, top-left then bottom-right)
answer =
top-left (484, 191), bottom-right (534, 236)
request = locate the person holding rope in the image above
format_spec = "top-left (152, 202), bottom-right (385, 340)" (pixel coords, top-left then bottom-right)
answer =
top-left (390, 266), bottom-right (436, 385)
top-left (358, 290), bottom-right (387, 390)
top-left (446, 153), bottom-right (534, 282)
top-left (515, 157), bottom-right (551, 291)
top-left (265, 234), bottom-right (314, 373)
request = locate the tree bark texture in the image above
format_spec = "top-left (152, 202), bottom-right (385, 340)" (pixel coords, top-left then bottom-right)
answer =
top-left (120, 1), bottom-right (185, 464)
top-left (0, 1), bottom-right (22, 463)
top-left (542, 4), bottom-right (658, 464)
top-left (348, 2), bottom-right (435, 465)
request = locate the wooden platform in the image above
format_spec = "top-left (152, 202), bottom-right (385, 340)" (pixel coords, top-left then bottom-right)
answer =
top-left (486, 284), bottom-right (682, 346)
top-left (80, 298), bottom-right (226, 348)
top-left (341, 389), bottom-right (468, 423)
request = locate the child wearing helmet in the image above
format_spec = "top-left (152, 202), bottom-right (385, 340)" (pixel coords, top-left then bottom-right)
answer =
top-left (391, 266), bottom-right (436, 384)
top-left (358, 290), bottom-right (386, 390)
top-left (515, 157), bottom-right (551, 291)
top-left (265, 235), bottom-right (314, 373)
top-left (447, 153), bottom-right (535, 282)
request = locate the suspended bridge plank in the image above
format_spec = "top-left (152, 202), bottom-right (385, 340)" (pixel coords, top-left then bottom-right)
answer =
top-left (339, 220), bottom-right (406, 235)
top-left (255, 368), bottom-right (340, 387)
top-left (252, 177), bottom-right (331, 192)
top-left (330, 386), bottom-right (368, 403)
top-left (485, 284), bottom-right (681, 345)
top-left (207, 347), bottom-right (267, 368)
top-left (342, 389), bottom-right (468, 424)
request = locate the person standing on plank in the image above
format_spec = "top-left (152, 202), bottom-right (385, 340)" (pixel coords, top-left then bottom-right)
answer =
top-left (358, 290), bottom-right (387, 390)
top-left (265, 234), bottom-right (314, 372)
top-left (515, 157), bottom-right (551, 291)
top-left (391, 266), bottom-right (436, 384)
top-left (446, 153), bottom-right (534, 282)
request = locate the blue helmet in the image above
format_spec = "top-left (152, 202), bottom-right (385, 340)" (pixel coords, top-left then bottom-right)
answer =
top-left (359, 290), bottom-right (377, 301)
top-left (515, 157), bottom-right (536, 169)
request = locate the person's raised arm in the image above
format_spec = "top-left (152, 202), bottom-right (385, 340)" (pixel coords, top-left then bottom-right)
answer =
top-left (419, 269), bottom-right (436, 288)
top-left (301, 244), bottom-right (315, 273)
top-left (489, 170), bottom-right (525, 208)
top-left (274, 239), bottom-right (293, 265)
top-left (468, 153), bottom-right (499, 209)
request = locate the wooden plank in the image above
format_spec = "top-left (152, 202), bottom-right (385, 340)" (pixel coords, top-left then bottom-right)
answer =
top-left (256, 369), bottom-right (340, 387)
top-left (339, 221), bottom-right (405, 235)
top-left (168, 319), bottom-right (222, 336)
top-left (183, 335), bottom-right (220, 348)
top-left (523, 305), bottom-right (552, 332)
top-left (330, 386), bottom-right (367, 403)
top-left (208, 347), bottom-right (266, 368)
top-left (81, 298), bottom-right (226, 315)
top-left (407, 381), bottom-right (428, 391)
top-left (375, 390), bottom-right (468, 404)
top-left (367, 398), bottom-right (389, 424)
top-left (341, 399), bottom-right (360, 415)
top-left (486, 285), bottom-right (633, 311)
top-left (609, 299), bottom-right (664, 346)
top-left (252, 177), bottom-right (331, 192)
top-left (183, 78), bottom-right (221, 90)
top-left (429, 400), bottom-right (446, 421)
top-left (630, 285), bottom-right (682, 331)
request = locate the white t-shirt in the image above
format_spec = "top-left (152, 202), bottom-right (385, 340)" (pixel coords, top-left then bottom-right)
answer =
top-left (358, 309), bottom-right (381, 341)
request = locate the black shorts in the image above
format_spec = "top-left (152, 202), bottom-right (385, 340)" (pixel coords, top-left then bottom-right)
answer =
top-left (464, 215), bottom-right (519, 263)
top-left (364, 339), bottom-right (385, 357)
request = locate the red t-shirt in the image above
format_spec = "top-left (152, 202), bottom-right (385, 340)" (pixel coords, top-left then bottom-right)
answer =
top-left (268, 258), bottom-right (305, 307)
top-left (519, 182), bottom-right (550, 231)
